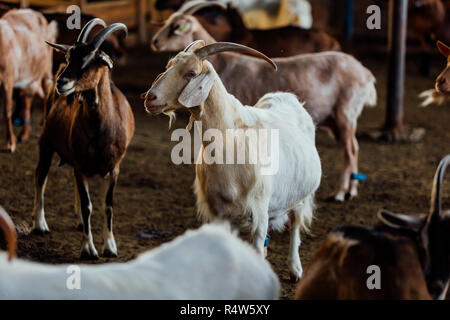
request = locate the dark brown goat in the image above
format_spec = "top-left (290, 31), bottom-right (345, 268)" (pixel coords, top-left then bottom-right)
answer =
top-left (152, 1), bottom-right (340, 57)
top-left (410, 0), bottom-right (450, 75)
top-left (0, 9), bottom-right (56, 152)
top-left (295, 155), bottom-right (450, 300)
top-left (32, 19), bottom-right (135, 260)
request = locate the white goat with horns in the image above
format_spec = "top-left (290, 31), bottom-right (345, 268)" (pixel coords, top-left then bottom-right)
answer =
top-left (143, 40), bottom-right (322, 281)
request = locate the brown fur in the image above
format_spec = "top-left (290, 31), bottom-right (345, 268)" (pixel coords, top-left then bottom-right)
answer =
top-left (295, 230), bottom-right (432, 299)
top-left (33, 39), bottom-right (134, 259)
top-left (410, 0), bottom-right (450, 75)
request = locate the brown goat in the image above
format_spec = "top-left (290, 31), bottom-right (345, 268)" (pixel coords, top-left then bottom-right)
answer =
top-left (32, 19), bottom-right (135, 260)
top-left (409, 0), bottom-right (450, 75)
top-left (152, 13), bottom-right (376, 201)
top-left (295, 155), bottom-right (450, 300)
top-left (0, 9), bottom-right (56, 152)
top-left (152, 1), bottom-right (340, 57)
top-left (436, 41), bottom-right (450, 94)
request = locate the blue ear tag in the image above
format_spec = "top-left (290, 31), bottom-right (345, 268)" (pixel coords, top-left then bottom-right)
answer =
top-left (350, 173), bottom-right (366, 181)
top-left (264, 236), bottom-right (270, 247)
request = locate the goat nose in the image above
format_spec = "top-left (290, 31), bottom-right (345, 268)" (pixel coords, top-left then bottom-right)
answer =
top-left (153, 38), bottom-right (158, 45)
top-left (438, 77), bottom-right (446, 85)
top-left (145, 92), bottom-right (157, 102)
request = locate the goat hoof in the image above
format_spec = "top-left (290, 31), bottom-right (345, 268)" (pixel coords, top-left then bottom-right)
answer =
top-left (333, 194), bottom-right (345, 202)
top-left (32, 228), bottom-right (50, 235)
top-left (289, 273), bottom-right (300, 283)
top-left (76, 223), bottom-right (84, 232)
top-left (80, 250), bottom-right (99, 260)
top-left (102, 248), bottom-right (118, 258)
top-left (18, 132), bottom-right (30, 142)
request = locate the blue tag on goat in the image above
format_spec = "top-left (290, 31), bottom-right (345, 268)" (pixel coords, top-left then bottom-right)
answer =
top-left (350, 173), bottom-right (367, 181)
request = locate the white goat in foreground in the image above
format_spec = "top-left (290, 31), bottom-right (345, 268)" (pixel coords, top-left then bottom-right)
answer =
top-left (143, 40), bottom-right (322, 281)
top-left (0, 207), bottom-right (279, 299)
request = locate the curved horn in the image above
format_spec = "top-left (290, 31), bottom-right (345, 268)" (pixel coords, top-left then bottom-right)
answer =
top-left (89, 23), bottom-right (128, 51)
top-left (179, 0), bottom-right (226, 15)
top-left (77, 18), bottom-right (107, 44)
top-left (194, 42), bottom-right (277, 70)
top-left (429, 154), bottom-right (450, 221)
top-left (0, 206), bottom-right (16, 262)
top-left (184, 40), bottom-right (206, 52)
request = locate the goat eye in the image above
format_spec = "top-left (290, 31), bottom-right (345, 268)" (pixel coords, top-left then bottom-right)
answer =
top-left (185, 71), bottom-right (196, 79)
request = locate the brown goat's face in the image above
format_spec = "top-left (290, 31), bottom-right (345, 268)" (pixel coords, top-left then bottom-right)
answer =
top-left (436, 42), bottom-right (450, 95)
top-left (143, 52), bottom-right (207, 114)
top-left (152, 14), bottom-right (197, 52)
top-left (56, 45), bottom-right (113, 96)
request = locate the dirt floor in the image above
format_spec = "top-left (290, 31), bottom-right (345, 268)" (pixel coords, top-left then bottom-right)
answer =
top-left (0, 46), bottom-right (449, 300)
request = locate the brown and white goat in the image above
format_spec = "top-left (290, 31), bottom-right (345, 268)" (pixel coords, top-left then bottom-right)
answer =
top-left (419, 41), bottom-right (450, 106)
top-left (295, 155), bottom-right (450, 300)
top-left (0, 9), bottom-right (57, 152)
top-left (152, 11), bottom-right (376, 201)
top-left (152, 1), bottom-right (340, 57)
top-left (32, 19), bottom-right (135, 259)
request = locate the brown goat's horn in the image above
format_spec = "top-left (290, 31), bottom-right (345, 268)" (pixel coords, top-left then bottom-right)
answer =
top-left (429, 154), bottom-right (450, 221)
top-left (195, 42), bottom-right (278, 70)
top-left (77, 18), bottom-right (107, 44)
top-left (0, 206), bottom-right (17, 262)
top-left (89, 23), bottom-right (128, 51)
top-left (179, 0), bottom-right (226, 15)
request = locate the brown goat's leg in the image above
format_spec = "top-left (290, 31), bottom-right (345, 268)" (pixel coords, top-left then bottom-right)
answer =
top-left (32, 142), bottom-right (54, 233)
top-left (102, 167), bottom-right (119, 257)
top-left (73, 173), bottom-right (83, 231)
top-left (18, 95), bottom-right (33, 142)
top-left (348, 135), bottom-right (360, 199)
top-left (74, 170), bottom-right (99, 260)
top-left (1, 85), bottom-right (16, 153)
top-left (335, 127), bottom-right (355, 202)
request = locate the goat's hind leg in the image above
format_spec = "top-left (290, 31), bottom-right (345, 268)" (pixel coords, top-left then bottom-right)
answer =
top-left (74, 170), bottom-right (98, 260)
top-left (32, 140), bottom-right (54, 233)
top-left (102, 167), bottom-right (119, 257)
top-left (1, 84), bottom-right (16, 153)
top-left (18, 95), bottom-right (33, 142)
top-left (288, 195), bottom-right (313, 282)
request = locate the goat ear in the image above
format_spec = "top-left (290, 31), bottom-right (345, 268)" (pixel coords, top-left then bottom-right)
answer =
top-left (178, 72), bottom-right (214, 108)
top-left (437, 41), bottom-right (450, 57)
top-left (377, 209), bottom-right (426, 232)
top-left (45, 41), bottom-right (69, 53)
top-left (98, 52), bottom-right (114, 69)
top-left (174, 21), bottom-right (191, 35)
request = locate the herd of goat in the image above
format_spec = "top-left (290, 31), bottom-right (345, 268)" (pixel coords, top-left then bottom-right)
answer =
top-left (0, 0), bottom-right (449, 300)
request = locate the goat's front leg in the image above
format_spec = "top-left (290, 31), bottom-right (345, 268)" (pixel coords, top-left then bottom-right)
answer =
top-left (102, 167), bottom-right (119, 257)
top-left (32, 142), bottom-right (54, 233)
top-left (74, 170), bottom-right (98, 260)
top-left (73, 173), bottom-right (83, 231)
top-left (18, 95), bottom-right (33, 142)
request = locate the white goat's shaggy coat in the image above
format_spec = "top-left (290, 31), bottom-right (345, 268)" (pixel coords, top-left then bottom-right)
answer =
top-left (0, 223), bottom-right (280, 299)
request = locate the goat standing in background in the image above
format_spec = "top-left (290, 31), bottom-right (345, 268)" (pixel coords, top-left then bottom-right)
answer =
top-left (144, 40), bottom-right (322, 281)
top-left (0, 9), bottom-right (57, 152)
top-left (152, 11), bottom-right (376, 202)
top-left (33, 19), bottom-right (135, 260)
top-left (296, 155), bottom-right (450, 300)
top-left (153, 1), bottom-right (340, 57)
top-left (419, 41), bottom-right (450, 106)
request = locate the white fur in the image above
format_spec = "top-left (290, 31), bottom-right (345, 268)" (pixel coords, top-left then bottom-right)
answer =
top-left (189, 64), bottom-right (322, 280)
top-left (0, 223), bottom-right (280, 299)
